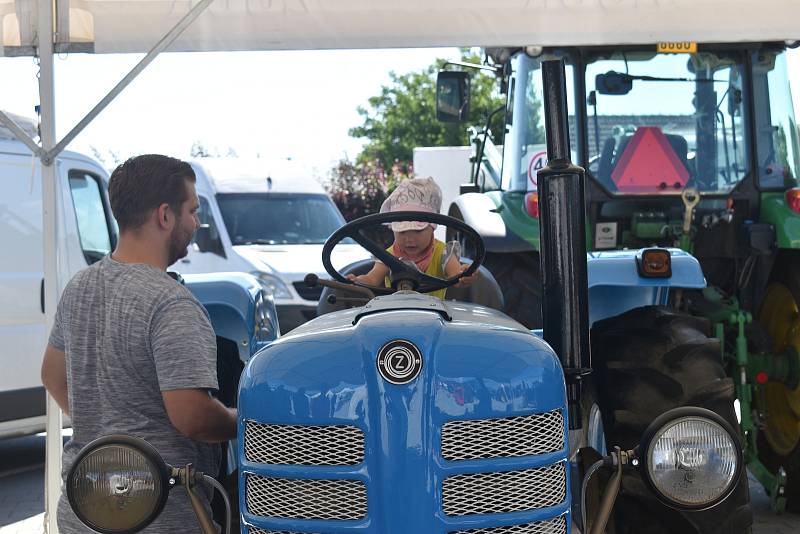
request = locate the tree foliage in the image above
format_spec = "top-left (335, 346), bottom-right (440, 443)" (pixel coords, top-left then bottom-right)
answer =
top-left (349, 50), bottom-right (506, 170)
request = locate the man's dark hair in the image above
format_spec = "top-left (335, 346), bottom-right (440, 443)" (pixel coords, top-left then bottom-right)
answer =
top-left (109, 154), bottom-right (196, 231)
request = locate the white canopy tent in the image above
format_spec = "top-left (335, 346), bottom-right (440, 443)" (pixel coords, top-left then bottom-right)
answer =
top-left (1, 0), bottom-right (798, 531)
top-left (2, 0), bottom-right (800, 55)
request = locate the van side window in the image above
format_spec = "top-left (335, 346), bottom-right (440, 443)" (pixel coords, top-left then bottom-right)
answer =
top-left (68, 171), bottom-right (112, 264)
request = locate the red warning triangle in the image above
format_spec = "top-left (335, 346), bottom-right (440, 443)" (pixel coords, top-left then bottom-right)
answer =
top-left (611, 127), bottom-right (690, 193)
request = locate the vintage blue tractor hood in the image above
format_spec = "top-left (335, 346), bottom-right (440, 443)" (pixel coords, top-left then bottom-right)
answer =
top-left (238, 292), bottom-right (571, 533)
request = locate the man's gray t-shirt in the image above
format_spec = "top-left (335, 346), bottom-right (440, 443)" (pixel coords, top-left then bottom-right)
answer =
top-left (49, 256), bottom-right (220, 533)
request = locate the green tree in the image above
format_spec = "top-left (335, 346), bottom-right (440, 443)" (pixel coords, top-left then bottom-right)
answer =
top-left (349, 50), bottom-right (506, 171)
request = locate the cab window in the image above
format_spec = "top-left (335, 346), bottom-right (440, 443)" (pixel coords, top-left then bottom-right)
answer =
top-left (68, 171), bottom-right (113, 264)
top-left (753, 49), bottom-right (800, 189)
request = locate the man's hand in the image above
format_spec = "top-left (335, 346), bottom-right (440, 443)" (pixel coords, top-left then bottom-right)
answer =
top-left (41, 344), bottom-right (69, 416)
top-left (162, 389), bottom-right (237, 443)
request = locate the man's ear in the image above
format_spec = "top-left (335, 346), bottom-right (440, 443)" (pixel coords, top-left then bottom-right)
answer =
top-left (156, 203), bottom-right (173, 230)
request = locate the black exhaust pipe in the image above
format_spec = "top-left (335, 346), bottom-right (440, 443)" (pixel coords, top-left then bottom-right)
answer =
top-left (537, 59), bottom-right (591, 430)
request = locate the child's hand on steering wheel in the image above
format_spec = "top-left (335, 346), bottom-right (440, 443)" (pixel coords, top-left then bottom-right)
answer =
top-left (455, 264), bottom-right (476, 288)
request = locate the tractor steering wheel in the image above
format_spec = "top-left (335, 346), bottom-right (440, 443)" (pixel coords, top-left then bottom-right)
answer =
top-left (322, 211), bottom-right (485, 295)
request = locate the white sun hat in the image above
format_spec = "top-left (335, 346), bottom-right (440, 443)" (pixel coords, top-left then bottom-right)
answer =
top-left (380, 176), bottom-right (443, 232)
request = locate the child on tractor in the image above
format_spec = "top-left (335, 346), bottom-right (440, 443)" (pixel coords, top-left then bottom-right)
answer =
top-left (347, 176), bottom-right (475, 298)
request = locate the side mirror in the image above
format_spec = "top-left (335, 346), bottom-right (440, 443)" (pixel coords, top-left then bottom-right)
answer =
top-left (595, 71), bottom-right (633, 95)
top-left (728, 86), bottom-right (742, 117)
top-left (436, 71), bottom-right (471, 123)
top-left (194, 224), bottom-right (226, 257)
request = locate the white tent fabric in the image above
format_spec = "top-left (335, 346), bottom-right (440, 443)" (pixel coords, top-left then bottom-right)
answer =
top-left (2, 0), bottom-right (800, 56)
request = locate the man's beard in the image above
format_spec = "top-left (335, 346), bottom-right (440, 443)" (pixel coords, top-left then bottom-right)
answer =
top-left (168, 225), bottom-right (193, 266)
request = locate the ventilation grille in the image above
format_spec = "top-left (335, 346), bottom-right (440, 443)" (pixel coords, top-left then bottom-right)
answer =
top-left (442, 410), bottom-right (564, 461)
top-left (442, 463), bottom-right (566, 516)
top-left (246, 474), bottom-right (367, 520)
top-left (451, 515), bottom-right (567, 533)
top-left (245, 421), bottom-right (364, 466)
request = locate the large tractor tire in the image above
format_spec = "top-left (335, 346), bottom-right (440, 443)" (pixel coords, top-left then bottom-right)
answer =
top-left (756, 256), bottom-right (800, 510)
top-left (592, 306), bottom-right (752, 534)
top-left (483, 252), bottom-right (543, 329)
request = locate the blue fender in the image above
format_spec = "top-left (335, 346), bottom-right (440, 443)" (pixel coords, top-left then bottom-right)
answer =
top-left (183, 272), bottom-right (278, 362)
top-left (586, 248), bottom-right (705, 327)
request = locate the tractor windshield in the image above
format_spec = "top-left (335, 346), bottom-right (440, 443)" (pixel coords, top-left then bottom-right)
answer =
top-left (501, 53), bottom-right (577, 192)
top-left (585, 50), bottom-right (748, 195)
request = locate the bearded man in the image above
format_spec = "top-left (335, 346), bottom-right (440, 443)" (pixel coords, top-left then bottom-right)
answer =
top-left (41, 154), bottom-right (236, 533)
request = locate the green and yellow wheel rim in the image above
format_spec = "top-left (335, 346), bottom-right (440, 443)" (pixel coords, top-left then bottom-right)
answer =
top-left (759, 282), bottom-right (800, 456)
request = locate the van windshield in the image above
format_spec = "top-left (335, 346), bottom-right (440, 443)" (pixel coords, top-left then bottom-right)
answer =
top-left (216, 193), bottom-right (347, 245)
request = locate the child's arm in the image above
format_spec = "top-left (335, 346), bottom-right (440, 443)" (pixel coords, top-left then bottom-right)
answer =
top-left (347, 261), bottom-right (390, 287)
top-left (444, 255), bottom-right (476, 287)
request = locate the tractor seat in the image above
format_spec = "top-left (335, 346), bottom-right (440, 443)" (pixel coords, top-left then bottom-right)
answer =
top-left (317, 258), bottom-right (505, 316)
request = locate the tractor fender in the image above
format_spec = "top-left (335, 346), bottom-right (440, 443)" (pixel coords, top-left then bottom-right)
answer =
top-left (586, 248), bottom-right (706, 327)
top-left (448, 193), bottom-right (534, 253)
top-left (183, 272), bottom-right (278, 362)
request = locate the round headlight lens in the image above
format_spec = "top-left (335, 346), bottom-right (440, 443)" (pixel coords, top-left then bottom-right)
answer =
top-left (67, 438), bottom-right (169, 533)
top-left (647, 416), bottom-right (738, 508)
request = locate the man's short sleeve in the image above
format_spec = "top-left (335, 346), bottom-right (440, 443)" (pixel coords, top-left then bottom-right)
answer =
top-left (150, 298), bottom-right (218, 392)
top-left (48, 297), bottom-right (66, 351)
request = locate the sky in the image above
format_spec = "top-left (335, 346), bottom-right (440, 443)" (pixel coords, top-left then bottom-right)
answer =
top-left (2, 47), bottom-right (799, 179)
top-left (0, 48), bottom-right (463, 178)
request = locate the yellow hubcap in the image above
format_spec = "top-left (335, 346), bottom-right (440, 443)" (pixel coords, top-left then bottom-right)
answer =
top-left (758, 282), bottom-right (800, 456)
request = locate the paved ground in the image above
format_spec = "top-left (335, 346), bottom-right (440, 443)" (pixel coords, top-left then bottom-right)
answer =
top-left (2, 432), bottom-right (799, 533)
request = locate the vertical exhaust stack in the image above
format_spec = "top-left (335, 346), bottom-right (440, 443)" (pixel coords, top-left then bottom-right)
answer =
top-left (537, 60), bottom-right (591, 430)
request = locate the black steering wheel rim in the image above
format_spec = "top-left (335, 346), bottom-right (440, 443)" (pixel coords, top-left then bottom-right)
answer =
top-left (323, 211), bottom-right (485, 294)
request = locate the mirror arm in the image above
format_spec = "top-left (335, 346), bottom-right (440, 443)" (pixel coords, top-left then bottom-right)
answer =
top-left (473, 104), bottom-right (507, 186)
top-left (442, 60), bottom-right (502, 76)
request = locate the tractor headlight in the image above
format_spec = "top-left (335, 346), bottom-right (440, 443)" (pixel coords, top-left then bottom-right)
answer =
top-left (67, 436), bottom-right (171, 533)
top-left (640, 407), bottom-right (741, 510)
top-left (251, 271), bottom-right (292, 299)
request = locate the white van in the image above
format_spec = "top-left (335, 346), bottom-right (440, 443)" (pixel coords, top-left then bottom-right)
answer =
top-left (0, 114), bottom-right (116, 439)
top-left (173, 158), bottom-right (369, 332)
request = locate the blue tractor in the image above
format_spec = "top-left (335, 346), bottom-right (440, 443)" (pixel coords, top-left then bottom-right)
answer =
top-left (63, 62), bottom-right (747, 534)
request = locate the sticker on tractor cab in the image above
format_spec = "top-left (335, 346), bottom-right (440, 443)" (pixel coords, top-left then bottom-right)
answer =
top-left (527, 150), bottom-right (547, 191)
top-left (657, 42), bottom-right (697, 54)
top-left (377, 340), bottom-right (423, 384)
top-left (595, 222), bottom-right (618, 249)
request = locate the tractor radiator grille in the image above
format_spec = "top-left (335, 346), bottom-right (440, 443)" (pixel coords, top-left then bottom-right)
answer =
top-left (441, 410), bottom-right (564, 461)
top-left (246, 474), bottom-right (367, 520)
top-left (451, 515), bottom-right (567, 533)
top-left (245, 421), bottom-right (364, 465)
top-left (442, 463), bottom-right (566, 516)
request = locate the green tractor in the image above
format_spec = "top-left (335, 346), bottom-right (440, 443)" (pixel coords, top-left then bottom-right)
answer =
top-left (440, 42), bottom-right (800, 512)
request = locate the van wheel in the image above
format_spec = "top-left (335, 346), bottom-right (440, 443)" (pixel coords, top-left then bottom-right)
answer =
top-left (591, 306), bottom-right (752, 534)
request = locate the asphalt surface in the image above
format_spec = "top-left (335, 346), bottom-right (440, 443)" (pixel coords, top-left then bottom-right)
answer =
top-left (1, 432), bottom-right (799, 533)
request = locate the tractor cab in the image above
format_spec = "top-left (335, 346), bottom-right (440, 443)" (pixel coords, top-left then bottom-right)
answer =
top-left (491, 43), bottom-right (799, 253)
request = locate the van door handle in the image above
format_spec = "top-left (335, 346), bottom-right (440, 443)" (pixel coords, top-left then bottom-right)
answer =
top-left (40, 279), bottom-right (45, 313)
top-left (181, 259), bottom-right (191, 264)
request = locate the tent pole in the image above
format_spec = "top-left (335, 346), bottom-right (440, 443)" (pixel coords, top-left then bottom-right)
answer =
top-left (45, 0), bottom-right (216, 162)
top-left (38, 0), bottom-right (61, 531)
top-left (0, 111), bottom-right (43, 157)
